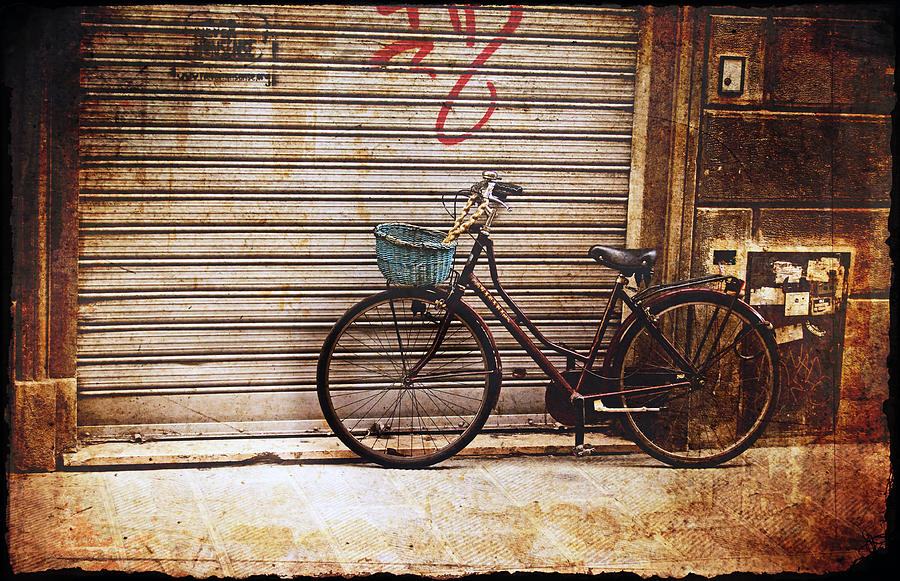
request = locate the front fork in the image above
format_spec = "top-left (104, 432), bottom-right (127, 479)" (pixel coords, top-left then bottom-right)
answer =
top-left (404, 296), bottom-right (457, 380)
top-left (400, 212), bottom-right (492, 381)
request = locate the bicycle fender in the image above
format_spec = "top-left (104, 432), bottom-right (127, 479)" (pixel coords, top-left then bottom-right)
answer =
top-left (600, 287), bottom-right (772, 375)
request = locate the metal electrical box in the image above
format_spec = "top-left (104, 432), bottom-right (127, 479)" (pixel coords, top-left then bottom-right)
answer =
top-left (745, 251), bottom-right (851, 439)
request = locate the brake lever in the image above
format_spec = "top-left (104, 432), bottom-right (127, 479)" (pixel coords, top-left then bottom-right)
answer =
top-left (487, 193), bottom-right (511, 211)
top-left (481, 181), bottom-right (511, 211)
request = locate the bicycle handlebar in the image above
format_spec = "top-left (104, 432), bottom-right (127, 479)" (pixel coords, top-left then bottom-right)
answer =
top-left (443, 172), bottom-right (521, 243)
top-left (476, 171), bottom-right (522, 205)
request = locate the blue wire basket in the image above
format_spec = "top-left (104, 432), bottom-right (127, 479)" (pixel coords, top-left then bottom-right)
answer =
top-left (374, 223), bottom-right (457, 286)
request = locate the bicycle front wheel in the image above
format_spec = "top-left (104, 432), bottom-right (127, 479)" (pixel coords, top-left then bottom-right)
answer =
top-left (611, 290), bottom-right (779, 467)
top-left (317, 287), bottom-right (501, 468)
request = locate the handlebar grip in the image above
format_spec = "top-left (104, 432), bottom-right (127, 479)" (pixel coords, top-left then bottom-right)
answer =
top-left (492, 182), bottom-right (523, 201)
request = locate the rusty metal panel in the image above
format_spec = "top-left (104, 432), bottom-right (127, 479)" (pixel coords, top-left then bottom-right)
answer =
top-left (745, 251), bottom-right (852, 440)
top-left (80, 132), bottom-right (633, 163)
top-left (76, 322), bottom-right (614, 360)
top-left (697, 111), bottom-right (892, 205)
top-left (76, 5), bottom-right (638, 439)
top-left (768, 17), bottom-right (894, 111)
top-left (78, 196), bottom-right (628, 225)
top-left (81, 5), bottom-right (639, 36)
top-left (705, 15), bottom-right (766, 106)
top-left (81, 30), bottom-right (637, 70)
top-left (79, 229), bottom-right (625, 259)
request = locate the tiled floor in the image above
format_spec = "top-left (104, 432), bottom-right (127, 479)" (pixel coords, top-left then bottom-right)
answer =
top-left (8, 442), bottom-right (889, 578)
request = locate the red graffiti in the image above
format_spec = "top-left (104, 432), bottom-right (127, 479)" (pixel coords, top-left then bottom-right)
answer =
top-left (436, 8), bottom-right (522, 145)
top-left (448, 6), bottom-right (477, 47)
top-left (370, 6), bottom-right (523, 145)
top-left (371, 40), bottom-right (437, 78)
top-left (377, 6), bottom-right (421, 29)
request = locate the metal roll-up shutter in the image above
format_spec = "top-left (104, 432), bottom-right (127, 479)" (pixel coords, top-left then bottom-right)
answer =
top-left (77, 5), bottom-right (638, 441)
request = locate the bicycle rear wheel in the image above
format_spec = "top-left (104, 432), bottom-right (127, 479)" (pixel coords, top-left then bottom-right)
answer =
top-left (317, 287), bottom-right (500, 468)
top-left (611, 289), bottom-right (779, 467)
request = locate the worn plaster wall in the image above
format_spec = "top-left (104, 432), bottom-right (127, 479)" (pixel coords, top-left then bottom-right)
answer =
top-left (6, 8), bottom-right (81, 471)
top-left (691, 5), bottom-right (893, 442)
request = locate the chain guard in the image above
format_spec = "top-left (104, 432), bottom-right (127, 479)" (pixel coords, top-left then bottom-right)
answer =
top-left (545, 383), bottom-right (579, 426)
top-left (545, 370), bottom-right (611, 427)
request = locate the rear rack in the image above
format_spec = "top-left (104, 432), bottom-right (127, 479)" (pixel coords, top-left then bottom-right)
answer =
top-left (632, 274), bottom-right (743, 305)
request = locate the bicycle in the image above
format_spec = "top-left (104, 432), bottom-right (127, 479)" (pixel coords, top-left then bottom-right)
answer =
top-left (317, 171), bottom-right (780, 469)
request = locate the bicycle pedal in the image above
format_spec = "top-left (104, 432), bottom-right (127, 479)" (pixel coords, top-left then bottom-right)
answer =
top-left (573, 444), bottom-right (595, 457)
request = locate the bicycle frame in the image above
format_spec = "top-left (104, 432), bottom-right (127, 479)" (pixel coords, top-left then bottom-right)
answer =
top-left (404, 217), bottom-right (738, 444)
top-left (319, 174), bottom-right (781, 468)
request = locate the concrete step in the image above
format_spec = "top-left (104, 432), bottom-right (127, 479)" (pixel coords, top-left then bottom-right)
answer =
top-left (62, 430), bottom-right (639, 468)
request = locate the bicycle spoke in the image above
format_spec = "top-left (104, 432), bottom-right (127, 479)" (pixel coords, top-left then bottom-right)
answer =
top-left (616, 291), bottom-right (777, 467)
top-left (351, 310), bottom-right (405, 379)
top-left (416, 390), bottom-right (455, 450)
top-left (331, 388), bottom-right (389, 414)
top-left (690, 303), bottom-right (722, 366)
top-left (340, 387), bottom-right (397, 436)
top-left (379, 387), bottom-right (407, 451)
top-left (387, 298), bottom-right (410, 374)
top-left (698, 324), bottom-right (756, 375)
top-left (414, 369), bottom-right (495, 383)
top-left (319, 290), bottom-right (498, 468)
top-left (418, 386), bottom-right (481, 424)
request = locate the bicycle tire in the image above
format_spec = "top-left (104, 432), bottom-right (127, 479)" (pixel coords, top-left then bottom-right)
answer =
top-left (609, 289), bottom-right (779, 467)
top-left (317, 287), bottom-right (501, 468)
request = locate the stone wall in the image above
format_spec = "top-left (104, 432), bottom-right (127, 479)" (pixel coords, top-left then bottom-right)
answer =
top-left (691, 6), bottom-right (893, 442)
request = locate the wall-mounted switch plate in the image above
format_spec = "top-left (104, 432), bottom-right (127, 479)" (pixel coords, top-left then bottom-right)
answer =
top-left (718, 56), bottom-right (746, 95)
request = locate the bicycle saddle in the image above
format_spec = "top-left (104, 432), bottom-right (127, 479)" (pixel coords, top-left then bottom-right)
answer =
top-left (588, 245), bottom-right (657, 276)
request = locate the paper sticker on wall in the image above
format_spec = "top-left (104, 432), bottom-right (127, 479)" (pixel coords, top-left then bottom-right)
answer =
top-left (749, 286), bottom-right (785, 305)
top-left (773, 261), bottom-right (803, 284)
top-left (745, 251), bottom-right (851, 438)
top-left (806, 257), bottom-right (842, 282)
top-left (785, 291), bottom-right (809, 316)
top-left (811, 296), bottom-right (833, 315)
top-left (775, 323), bottom-right (804, 344)
top-left (807, 257), bottom-right (845, 307)
top-left (804, 320), bottom-right (827, 337)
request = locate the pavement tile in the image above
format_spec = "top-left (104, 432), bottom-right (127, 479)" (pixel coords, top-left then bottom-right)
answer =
top-left (386, 459), bottom-right (531, 566)
top-left (8, 473), bottom-right (112, 562)
top-left (389, 461), bottom-right (573, 569)
top-left (387, 459), bottom-right (519, 507)
top-left (230, 559), bottom-right (343, 578)
top-left (289, 463), bottom-right (411, 508)
top-left (319, 503), bottom-right (448, 562)
top-left (483, 457), bottom-right (619, 502)
top-left (8, 442), bottom-right (890, 577)
top-left (286, 464), bottom-right (461, 569)
top-left (756, 502), bottom-right (876, 557)
top-left (637, 514), bottom-right (786, 561)
top-left (430, 502), bottom-right (574, 569)
top-left (833, 445), bottom-right (891, 532)
top-left (525, 497), bottom-right (676, 567)
top-left (219, 520), bottom-right (336, 564)
top-left (477, 458), bottom-right (675, 567)
top-left (99, 471), bottom-right (221, 562)
top-left (66, 558), bottom-right (225, 577)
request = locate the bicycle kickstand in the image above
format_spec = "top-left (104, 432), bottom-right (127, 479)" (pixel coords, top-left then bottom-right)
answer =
top-left (573, 396), bottom-right (594, 457)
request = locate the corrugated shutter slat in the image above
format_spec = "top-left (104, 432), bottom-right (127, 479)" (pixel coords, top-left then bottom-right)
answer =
top-left (77, 4), bottom-right (638, 440)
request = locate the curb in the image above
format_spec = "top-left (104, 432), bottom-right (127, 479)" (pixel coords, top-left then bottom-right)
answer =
top-left (62, 432), bottom-right (639, 469)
